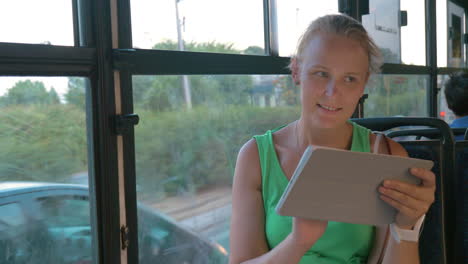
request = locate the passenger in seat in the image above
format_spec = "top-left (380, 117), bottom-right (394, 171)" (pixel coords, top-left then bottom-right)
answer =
top-left (229, 14), bottom-right (436, 264)
top-left (444, 71), bottom-right (468, 139)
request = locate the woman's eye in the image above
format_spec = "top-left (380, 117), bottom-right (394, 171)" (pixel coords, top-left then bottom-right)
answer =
top-left (314, 71), bottom-right (328, 78)
top-left (344, 76), bottom-right (356, 82)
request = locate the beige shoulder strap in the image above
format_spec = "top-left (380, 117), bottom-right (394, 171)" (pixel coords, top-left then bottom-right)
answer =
top-left (373, 132), bottom-right (392, 155)
top-left (373, 133), bottom-right (383, 154)
top-left (368, 132), bottom-right (393, 263)
top-left (366, 225), bottom-right (389, 264)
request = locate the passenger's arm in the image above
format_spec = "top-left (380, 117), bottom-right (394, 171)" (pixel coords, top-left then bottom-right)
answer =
top-left (229, 139), bottom-right (326, 264)
top-left (378, 139), bottom-right (436, 264)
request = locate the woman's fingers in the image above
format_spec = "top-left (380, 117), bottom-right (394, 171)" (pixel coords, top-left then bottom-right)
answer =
top-left (380, 187), bottom-right (418, 210)
top-left (379, 168), bottom-right (437, 227)
top-left (410, 167), bottom-right (436, 188)
top-left (379, 194), bottom-right (417, 217)
top-left (379, 187), bottom-right (430, 215)
top-left (382, 180), bottom-right (434, 204)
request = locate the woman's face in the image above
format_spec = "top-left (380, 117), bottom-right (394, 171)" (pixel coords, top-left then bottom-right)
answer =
top-left (293, 32), bottom-right (370, 129)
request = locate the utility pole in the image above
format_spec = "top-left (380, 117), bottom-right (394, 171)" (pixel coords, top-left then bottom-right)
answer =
top-left (175, 0), bottom-right (192, 109)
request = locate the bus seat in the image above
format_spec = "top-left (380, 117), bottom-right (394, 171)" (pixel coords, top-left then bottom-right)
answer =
top-left (387, 127), bottom-right (467, 262)
top-left (455, 140), bottom-right (468, 263)
top-left (398, 140), bottom-right (443, 264)
top-left (352, 117), bottom-right (455, 264)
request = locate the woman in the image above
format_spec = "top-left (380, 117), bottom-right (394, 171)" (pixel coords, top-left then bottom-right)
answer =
top-left (229, 14), bottom-right (435, 264)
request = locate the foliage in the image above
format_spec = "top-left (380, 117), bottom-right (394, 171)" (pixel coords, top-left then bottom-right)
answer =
top-left (134, 105), bottom-right (299, 201)
top-left (0, 80), bottom-right (60, 107)
top-left (243, 46), bottom-right (264, 55)
top-left (132, 40), bottom-right (258, 111)
top-left (0, 101), bottom-right (298, 202)
top-left (0, 104), bottom-right (87, 182)
top-left (365, 75), bottom-right (428, 117)
top-left (65, 77), bottom-right (87, 109)
top-left (274, 75), bottom-right (298, 106)
top-left (152, 39), bottom-right (239, 54)
top-left (380, 47), bottom-right (400, 64)
top-left (48, 88), bottom-right (60, 104)
top-left (135, 76), bottom-right (179, 112)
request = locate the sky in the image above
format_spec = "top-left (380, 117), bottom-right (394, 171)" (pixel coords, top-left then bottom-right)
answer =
top-left (0, 0), bottom-right (463, 99)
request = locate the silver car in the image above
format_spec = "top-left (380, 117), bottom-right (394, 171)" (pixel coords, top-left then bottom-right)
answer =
top-left (0, 182), bottom-right (228, 264)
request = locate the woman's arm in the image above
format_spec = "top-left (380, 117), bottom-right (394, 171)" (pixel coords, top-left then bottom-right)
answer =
top-left (229, 139), bottom-right (325, 264)
top-left (377, 139), bottom-right (436, 264)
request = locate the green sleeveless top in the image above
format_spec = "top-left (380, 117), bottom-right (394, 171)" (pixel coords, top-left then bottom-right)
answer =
top-left (253, 121), bottom-right (375, 264)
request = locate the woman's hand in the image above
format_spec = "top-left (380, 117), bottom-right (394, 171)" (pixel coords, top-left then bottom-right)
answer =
top-left (290, 217), bottom-right (328, 250)
top-left (378, 168), bottom-right (436, 229)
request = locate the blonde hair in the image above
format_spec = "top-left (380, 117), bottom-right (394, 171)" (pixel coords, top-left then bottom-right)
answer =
top-left (290, 14), bottom-right (383, 74)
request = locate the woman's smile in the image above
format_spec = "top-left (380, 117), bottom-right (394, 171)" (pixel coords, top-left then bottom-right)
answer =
top-left (317, 103), bottom-right (342, 112)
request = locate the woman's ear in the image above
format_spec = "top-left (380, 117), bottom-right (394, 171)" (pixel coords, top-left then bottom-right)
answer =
top-left (291, 57), bottom-right (300, 85)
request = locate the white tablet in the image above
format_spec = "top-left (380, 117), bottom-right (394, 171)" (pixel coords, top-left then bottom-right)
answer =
top-left (275, 146), bottom-right (434, 226)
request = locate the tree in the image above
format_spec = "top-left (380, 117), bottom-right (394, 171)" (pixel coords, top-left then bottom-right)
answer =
top-left (65, 77), bottom-right (86, 109)
top-left (0, 105), bottom-right (87, 182)
top-left (380, 47), bottom-right (399, 64)
top-left (210, 75), bottom-right (253, 105)
top-left (130, 40), bottom-right (255, 111)
top-left (48, 88), bottom-right (60, 104)
top-left (366, 75), bottom-right (427, 117)
top-left (274, 76), bottom-right (298, 106)
top-left (133, 75), bottom-right (156, 108)
top-left (0, 80), bottom-right (59, 107)
top-left (140, 76), bottom-right (178, 112)
top-left (243, 46), bottom-right (264, 55)
top-left (152, 39), bottom-right (239, 54)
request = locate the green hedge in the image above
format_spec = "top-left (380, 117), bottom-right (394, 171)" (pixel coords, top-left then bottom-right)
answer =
top-left (135, 105), bottom-right (299, 201)
top-left (0, 105), bottom-right (299, 201)
top-left (0, 105), bottom-right (87, 182)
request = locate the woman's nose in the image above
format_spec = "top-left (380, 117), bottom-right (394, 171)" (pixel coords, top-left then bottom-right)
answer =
top-left (325, 80), bottom-right (337, 96)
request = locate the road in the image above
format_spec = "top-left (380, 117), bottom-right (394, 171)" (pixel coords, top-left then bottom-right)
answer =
top-left (148, 186), bottom-right (232, 251)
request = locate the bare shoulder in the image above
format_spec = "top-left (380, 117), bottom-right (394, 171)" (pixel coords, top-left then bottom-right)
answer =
top-left (238, 138), bottom-right (260, 159)
top-left (230, 138), bottom-right (270, 262)
top-left (386, 137), bottom-right (408, 157)
top-left (233, 138), bottom-right (262, 189)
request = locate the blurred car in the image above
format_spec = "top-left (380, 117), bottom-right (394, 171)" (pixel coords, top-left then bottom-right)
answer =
top-left (0, 182), bottom-right (228, 264)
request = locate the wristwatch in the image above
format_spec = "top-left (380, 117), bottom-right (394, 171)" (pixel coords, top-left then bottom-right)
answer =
top-left (389, 214), bottom-right (426, 243)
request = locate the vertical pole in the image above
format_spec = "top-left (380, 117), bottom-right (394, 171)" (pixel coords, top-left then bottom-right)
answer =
top-left (175, 0), bottom-right (192, 109)
top-left (269, 0), bottom-right (279, 56)
top-left (426, 0), bottom-right (438, 118)
top-left (263, 0), bottom-right (271, 55)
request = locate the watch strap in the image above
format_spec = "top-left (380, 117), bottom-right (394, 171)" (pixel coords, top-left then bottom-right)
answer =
top-left (390, 214), bottom-right (426, 243)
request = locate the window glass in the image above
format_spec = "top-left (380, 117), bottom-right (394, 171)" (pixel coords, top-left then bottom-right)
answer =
top-left (0, 203), bottom-right (28, 263)
top-left (276, 0), bottom-right (339, 57)
top-left (365, 74), bottom-right (429, 117)
top-left (0, 77), bottom-right (89, 182)
top-left (133, 74), bottom-right (299, 263)
top-left (362, 0), bottom-right (401, 64)
top-left (400, 0), bottom-right (426, 65)
top-left (0, 1), bottom-right (74, 45)
top-left (447, 1), bottom-right (466, 67)
top-left (0, 77), bottom-right (95, 264)
top-left (0, 203), bottom-right (25, 228)
top-left (437, 74), bottom-right (456, 123)
top-left (39, 196), bottom-right (90, 227)
top-left (37, 195), bottom-right (92, 263)
top-left (437, 0), bottom-right (467, 67)
top-left (437, 0), bottom-right (448, 67)
top-left (131, 0), bottom-right (264, 54)
top-left (362, 0), bottom-right (426, 65)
